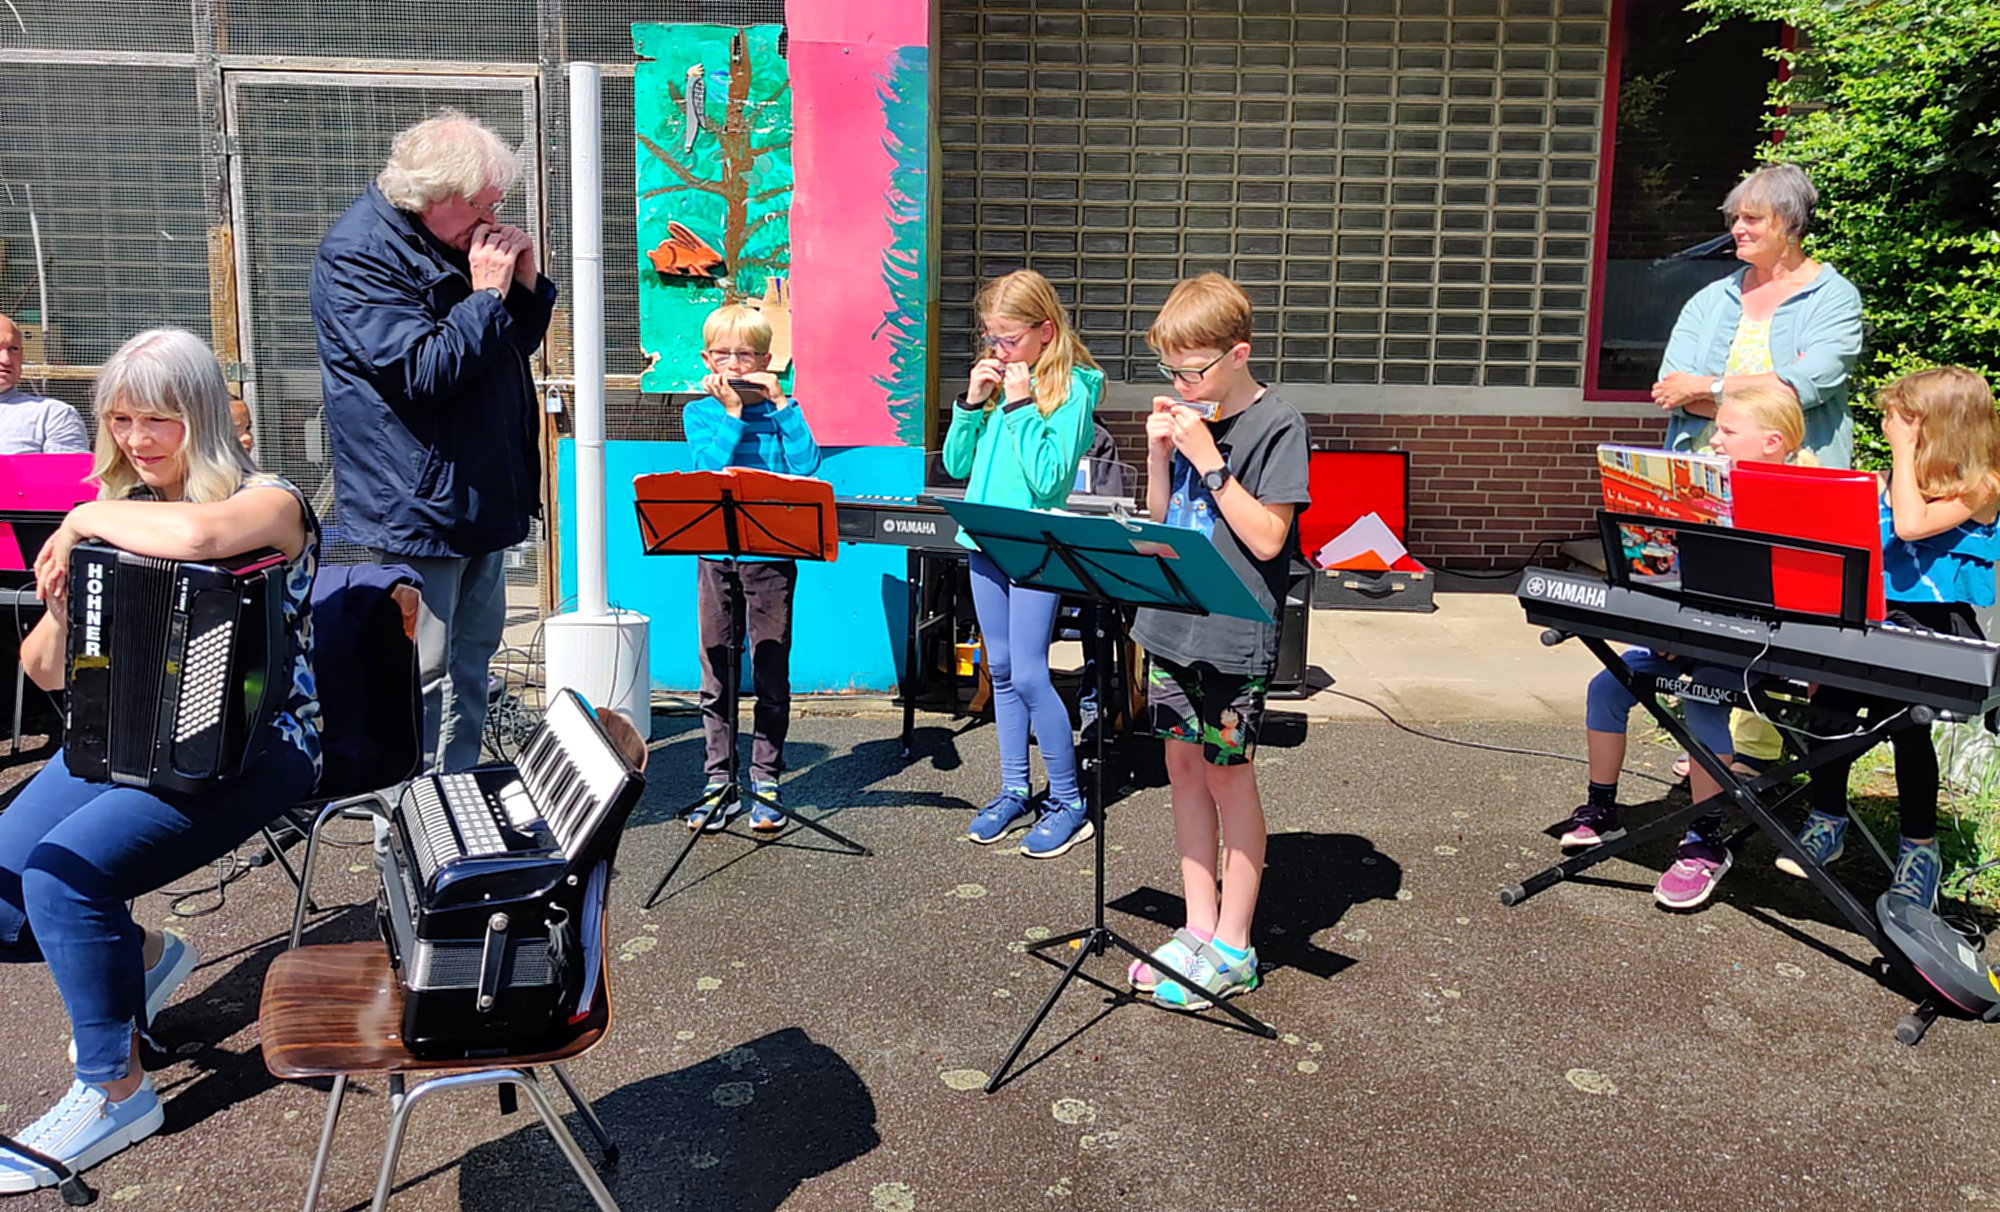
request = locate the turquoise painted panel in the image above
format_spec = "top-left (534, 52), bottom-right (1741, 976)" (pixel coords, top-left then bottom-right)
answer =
top-left (557, 440), bottom-right (924, 693)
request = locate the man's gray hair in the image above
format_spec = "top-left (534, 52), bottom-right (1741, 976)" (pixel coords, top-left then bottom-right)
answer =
top-left (1721, 163), bottom-right (1818, 239)
top-left (375, 109), bottom-right (521, 212)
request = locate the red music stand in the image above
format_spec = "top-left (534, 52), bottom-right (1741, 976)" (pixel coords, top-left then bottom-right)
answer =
top-left (631, 469), bottom-right (868, 906)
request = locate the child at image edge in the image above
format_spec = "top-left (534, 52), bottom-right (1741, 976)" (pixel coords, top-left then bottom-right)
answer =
top-left (681, 302), bottom-right (821, 832)
top-left (1126, 273), bottom-right (1311, 1010)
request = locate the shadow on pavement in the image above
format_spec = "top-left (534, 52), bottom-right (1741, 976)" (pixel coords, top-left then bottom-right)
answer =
top-left (456, 1026), bottom-right (877, 1212)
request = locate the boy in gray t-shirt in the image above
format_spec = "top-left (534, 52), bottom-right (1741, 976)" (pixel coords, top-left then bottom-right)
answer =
top-left (1126, 274), bottom-right (1311, 1013)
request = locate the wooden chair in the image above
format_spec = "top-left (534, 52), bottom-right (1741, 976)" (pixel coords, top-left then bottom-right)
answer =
top-left (258, 938), bottom-right (620, 1212)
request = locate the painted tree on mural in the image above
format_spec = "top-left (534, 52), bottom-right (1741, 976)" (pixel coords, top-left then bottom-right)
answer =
top-left (637, 28), bottom-right (792, 298)
top-left (871, 45), bottom-right (929, 449)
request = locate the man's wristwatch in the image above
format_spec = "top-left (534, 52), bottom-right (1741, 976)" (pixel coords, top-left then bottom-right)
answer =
top-left (1708, 375), bottom-right (1726, 399)
top-left (1200, 462), bottom-right (1233, 493)
top-left (480, 286), bottom-right (504, 301)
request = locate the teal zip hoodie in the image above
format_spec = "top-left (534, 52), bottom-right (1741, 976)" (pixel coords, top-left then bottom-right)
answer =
top-left (942, 364), bottom-right (1104, 550)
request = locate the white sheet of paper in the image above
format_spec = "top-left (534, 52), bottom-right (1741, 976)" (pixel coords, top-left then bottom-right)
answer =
top-left (1314, 511), bottom-right (1408, 569)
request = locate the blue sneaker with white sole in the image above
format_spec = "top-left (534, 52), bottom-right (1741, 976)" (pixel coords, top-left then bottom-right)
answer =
top-left (967, 791), bottom-right (1033, 845)
top-left (0, 1075), bottom-right (163, 1193)
top-left (748, 782), bottom-right (785, 832)
top-left (144, 931), bottom-right (197, 1025)
top-left (1020, 799), bottom-right (1093, 859)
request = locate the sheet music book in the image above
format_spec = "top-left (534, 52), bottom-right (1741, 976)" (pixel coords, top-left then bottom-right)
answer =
top-left (1597, 445), bottom-right (1733, 580)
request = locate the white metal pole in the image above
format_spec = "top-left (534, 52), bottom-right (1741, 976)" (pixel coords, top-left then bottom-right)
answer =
top-left (569, 61), bottom-right (608, 619)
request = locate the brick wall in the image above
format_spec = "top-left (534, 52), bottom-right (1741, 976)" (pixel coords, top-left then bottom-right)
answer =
top-left (1094, 407), bottom-right (1668, 571)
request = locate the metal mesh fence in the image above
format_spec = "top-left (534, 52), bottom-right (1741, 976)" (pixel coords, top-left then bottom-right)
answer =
top-left (223, 2), bottom-right (537, 62)
top-left (0, 1), bottom-right (195, 53)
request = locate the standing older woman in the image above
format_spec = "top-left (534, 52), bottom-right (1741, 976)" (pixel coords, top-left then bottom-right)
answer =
top-left (1651, 163), bottom-right (1865, 469)
top-left (0, 329), bottom-right (319, 1193)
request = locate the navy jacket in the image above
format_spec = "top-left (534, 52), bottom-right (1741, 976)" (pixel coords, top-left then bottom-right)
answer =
top-left (311, 184), bottom-right (555, 557)
top-left (308, 561), bottom-right (423, 794)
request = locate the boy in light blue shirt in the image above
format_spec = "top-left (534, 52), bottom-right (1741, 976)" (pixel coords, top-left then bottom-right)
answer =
top-left (681, 303), bottom-right (821, 831)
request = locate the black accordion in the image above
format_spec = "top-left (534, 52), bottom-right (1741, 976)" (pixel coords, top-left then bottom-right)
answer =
top-left (378, 688), bottom-right (646, 1058)
top-left (64, 540), bottom-right (288, 794)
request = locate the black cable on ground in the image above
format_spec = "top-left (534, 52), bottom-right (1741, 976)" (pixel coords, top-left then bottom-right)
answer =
top-left (1426, 534), bottom-right (1596, 580)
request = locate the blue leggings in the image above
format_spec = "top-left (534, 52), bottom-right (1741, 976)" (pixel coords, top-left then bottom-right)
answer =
top-left (968, 551), bottom-right (1080, 807)
top-left (0, 743), bottom-right (316, 1083)
top-left (1585, 649), bottom-right (1735, 758)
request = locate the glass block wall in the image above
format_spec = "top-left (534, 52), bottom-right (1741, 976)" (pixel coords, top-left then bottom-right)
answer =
top-left (936, 0), bottom-right (1610, 390)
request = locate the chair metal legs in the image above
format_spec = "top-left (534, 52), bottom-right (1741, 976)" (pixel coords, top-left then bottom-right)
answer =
top-left (368, 1069), bottom-right (620, 1212)
top-left (289, 792), bottom-right (395, 949)
top-left (300, 1074), bottom-right (349, 1212)
top-left (549, 1064), bottom-right (617, 1165)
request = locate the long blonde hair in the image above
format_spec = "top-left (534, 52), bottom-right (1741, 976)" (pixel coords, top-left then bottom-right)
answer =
top-left (973, 270), bottom-right (1099, 418)
top-left (91, 328), bottom-right (258, 503)
top-left (1879, 366), bottom-right (2000, 509)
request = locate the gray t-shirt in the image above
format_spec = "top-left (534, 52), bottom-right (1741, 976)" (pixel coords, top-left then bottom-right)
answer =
top-left (1131, 388), bottom-right (1312, 675)
top-left (0, 388), bottom-right (89, 454)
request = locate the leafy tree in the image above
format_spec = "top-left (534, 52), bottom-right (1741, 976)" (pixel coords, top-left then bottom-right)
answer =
top-left (1691, 0), bottom-right (2000, 463)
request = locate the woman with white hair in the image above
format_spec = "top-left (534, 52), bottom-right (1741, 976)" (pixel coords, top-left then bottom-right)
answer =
top-left (0, 328), bottom-right (319, 1193)
top-left (1651, 162), bottom-right (1866, 468)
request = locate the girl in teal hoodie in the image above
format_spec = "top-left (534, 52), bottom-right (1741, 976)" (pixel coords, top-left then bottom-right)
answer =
top-left (946, 270), bottom-right (1103, 859)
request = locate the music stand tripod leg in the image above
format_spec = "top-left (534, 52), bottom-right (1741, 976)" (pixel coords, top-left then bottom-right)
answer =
top-left (641, 611), bottom-right (749, 908)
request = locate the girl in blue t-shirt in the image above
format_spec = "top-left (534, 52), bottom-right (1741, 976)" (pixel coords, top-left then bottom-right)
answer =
top-left (1790, 367), bottom-right (2000, 910)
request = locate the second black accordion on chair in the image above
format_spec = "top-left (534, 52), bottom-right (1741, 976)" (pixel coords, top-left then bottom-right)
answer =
top-left (65, 540), bottom-right (289, 794)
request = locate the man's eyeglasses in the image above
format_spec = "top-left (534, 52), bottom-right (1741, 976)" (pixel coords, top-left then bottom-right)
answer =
top-left (1156, 349), bottom-right (1230, 385)
top-left (705, 348), bottom-right (768, 365)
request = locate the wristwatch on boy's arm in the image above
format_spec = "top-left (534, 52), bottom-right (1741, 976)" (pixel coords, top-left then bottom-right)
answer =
top-left (1200, 462), bottom-right (1233, 493)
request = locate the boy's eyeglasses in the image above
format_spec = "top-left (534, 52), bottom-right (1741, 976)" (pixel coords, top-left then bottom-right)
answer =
top-left (705, 348), bottom-right (767, 365)
top-left (1156, 350), bottom-right (1230, 385)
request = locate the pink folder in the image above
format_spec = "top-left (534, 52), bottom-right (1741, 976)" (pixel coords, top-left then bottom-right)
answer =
top-left (0, 453), bottom-right (94, 572)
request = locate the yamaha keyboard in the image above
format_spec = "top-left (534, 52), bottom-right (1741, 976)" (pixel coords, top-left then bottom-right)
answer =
top-left (836, 492), bottom-right (1134, 552)
top-left (379, 688), bottom-right (645, 1057)
top-left (1518, 567), bottom-right (2000, 716)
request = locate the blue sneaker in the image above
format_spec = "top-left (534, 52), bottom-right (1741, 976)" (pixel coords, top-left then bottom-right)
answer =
top-left (967, 791), bottom-right (1033, 845)
top-left (1775, 811), bottom-right (1848, 879)
top-left (687, 783), bottom-right (737, 832)
top-left (1020, 799), bottom-right (1094, 860)
top-left (144, 931), bottom-right (198, 1025)
top-left (1889, 839), bottom-right (1942, 910)
top-left (748, 782), bottom-right (785, 832)
top-left (0, 1076), bottom-right (163, 1193)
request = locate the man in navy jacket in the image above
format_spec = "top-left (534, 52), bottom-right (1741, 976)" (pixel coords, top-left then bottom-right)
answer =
top-left (310, 110), bottom-right (556, 772)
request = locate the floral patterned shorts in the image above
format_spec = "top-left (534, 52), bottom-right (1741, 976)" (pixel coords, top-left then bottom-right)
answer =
top-left (1146, 655), bottom-right (1268, 767)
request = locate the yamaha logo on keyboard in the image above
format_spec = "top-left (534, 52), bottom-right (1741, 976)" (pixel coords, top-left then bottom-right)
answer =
top-left (1522, 573), bottom-right (1606, 611)
top-left (884, 517), bottom-right (940, 536)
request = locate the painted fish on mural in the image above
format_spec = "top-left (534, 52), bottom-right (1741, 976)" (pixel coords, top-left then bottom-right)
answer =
top-left (647, 220), bottom-right (725, 278)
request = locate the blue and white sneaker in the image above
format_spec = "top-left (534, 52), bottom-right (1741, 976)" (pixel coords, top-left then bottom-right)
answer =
top-left (0, 1075), bottom-right (163, 1194)
top-left (1889, 838), bottom-right (1943, 910)
top-left (144, 931), bottom-right (198, 1025)
top-left (1775, 810), bottom-right (1848, 879)
top-left (967, 791), bottom-right (1033, 845)
top-left (1020, 799), bottom-right (1093, 860)
top-left (748, 782), bottom-right (785, 832)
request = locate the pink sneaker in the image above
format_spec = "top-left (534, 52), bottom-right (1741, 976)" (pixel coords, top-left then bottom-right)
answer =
top-left (1654, 839), bottom-right (1732, 910)
top-left (1559, 801), bottom-right (1619, 850)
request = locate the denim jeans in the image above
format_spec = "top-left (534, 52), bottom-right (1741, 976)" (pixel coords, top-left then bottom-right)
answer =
top-left (375, 549), bottom-right (508, 773)
top-left (0, 743), bottom-right (316, 1082)
top-left (967, 550), bottom-right (1079, 807)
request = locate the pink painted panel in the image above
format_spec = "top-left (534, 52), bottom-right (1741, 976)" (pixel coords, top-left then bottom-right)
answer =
top-left (787, 0), bottom-right (928, 47)
top-left (788, 38), bottom-right (901, 446)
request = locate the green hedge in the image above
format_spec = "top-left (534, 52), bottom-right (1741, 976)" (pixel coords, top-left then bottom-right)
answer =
top-left (1691, 0), bottom-right (2000, 468)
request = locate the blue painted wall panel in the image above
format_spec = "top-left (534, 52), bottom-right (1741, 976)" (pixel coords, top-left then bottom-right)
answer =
top-left (556, 439), bottom-right (923, 693)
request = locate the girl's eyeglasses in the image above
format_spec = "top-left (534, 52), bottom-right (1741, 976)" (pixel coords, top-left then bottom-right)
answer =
top-left (1156, 349), bottom-right (1230, 385)
top-left (979, 324), bottom-right (1045, 354)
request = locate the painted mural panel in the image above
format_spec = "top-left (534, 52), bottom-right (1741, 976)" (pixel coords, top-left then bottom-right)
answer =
top-left (633, 23), bottom-right (793, 393)
top-left (632, 5), bottom-right (931, 448)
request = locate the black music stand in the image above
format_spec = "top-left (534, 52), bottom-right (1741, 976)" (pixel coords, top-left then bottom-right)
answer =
top-left (633, 471), bottom-right (870, 907)
top-left (1507, 513), bottom-right (1955, 1043)
top-left (939, 499), bottom-right (1282, 1092)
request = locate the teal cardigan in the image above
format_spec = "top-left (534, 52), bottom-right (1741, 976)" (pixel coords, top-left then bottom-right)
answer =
top-left (1658, 264), bottom-right (1865, 469)
top-left (941, 365), bottom-right (1103, 550)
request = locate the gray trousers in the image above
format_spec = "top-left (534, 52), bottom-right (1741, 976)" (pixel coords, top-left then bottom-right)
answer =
top-left (374, 549), bottom-right (508, 773)
top-left (696, 558), bottom-right (797, 784)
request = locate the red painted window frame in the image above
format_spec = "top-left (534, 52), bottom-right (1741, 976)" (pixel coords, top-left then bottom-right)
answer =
top-left (1582, 0), bottom-right (1793, 402)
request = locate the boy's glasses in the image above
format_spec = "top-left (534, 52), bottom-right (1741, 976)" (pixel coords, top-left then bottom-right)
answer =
top-left (1156, 349), bottom-right (1230, 385)
top-left (705, 348), bottom-right (767, 365)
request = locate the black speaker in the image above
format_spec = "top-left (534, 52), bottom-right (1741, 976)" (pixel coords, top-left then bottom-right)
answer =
top-left (1270, 560), bottom-right (1313, 699)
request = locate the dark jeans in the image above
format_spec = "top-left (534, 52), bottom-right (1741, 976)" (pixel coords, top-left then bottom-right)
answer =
top-left (697, 558), bottom-right (798, 784)
top-left (0, 742), bottom-right (316, 1082)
